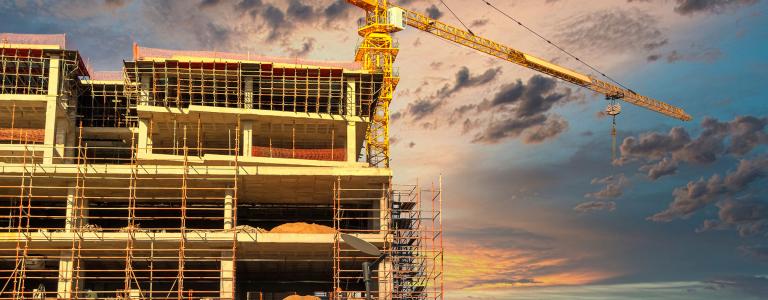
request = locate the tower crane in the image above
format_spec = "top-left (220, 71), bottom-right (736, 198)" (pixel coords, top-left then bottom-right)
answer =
top-left (347, 0), bottom-right (692, 166)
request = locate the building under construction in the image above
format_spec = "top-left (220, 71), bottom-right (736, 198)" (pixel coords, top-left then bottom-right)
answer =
top-left (0, 34), bottom-right (443, 299)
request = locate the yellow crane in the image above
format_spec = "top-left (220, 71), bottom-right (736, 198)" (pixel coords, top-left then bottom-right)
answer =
top-left (348, 0), bottom-right (692, 166)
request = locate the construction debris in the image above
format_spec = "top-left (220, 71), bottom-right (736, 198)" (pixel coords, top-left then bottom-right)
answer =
top-left (235, 225), bottom-right (267, 233)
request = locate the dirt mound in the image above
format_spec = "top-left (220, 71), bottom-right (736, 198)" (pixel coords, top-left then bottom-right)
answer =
top-left (270, 222), bottom-right (335, 234)
top-left (283, 295), bottom-right (321, 300)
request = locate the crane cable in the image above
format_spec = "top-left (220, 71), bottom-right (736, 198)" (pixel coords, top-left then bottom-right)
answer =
top-left (479, 0), bottom-right (632, 92)
top-left (438, 0), bottom-right (475, 35)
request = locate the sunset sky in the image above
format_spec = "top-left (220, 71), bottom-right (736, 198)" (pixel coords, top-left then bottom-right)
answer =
top-left (2, 0), bottom-right (766, 299)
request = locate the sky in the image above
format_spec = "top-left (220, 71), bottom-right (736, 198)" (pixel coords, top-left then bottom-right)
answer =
top-left (2, 0), bottom-right (767, 299)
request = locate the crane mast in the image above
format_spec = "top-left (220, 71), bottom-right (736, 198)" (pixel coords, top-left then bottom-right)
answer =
top-left (348, 0), bottom-right (692, 167)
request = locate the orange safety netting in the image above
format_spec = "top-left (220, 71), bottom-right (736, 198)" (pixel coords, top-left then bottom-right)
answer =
top-left (0, 128), bottom-right (45, 143)
top-left (134, 45), bottom-right (362, 70)
top-left (252, 146), bottom-right (346, 161)
top-left (89, 71), bottom-right (124, 81)
top-left (0, 33), bottom-right (66, 48)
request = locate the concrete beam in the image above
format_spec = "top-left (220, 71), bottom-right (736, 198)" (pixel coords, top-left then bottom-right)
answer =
top-left (0, 163), bottom-right (393, 177)
top-left (136, 104), bottom-right (368, 123)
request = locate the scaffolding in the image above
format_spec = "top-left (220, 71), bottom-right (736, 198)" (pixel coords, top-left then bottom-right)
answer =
top-left (123, 58), bottom-right (382, 117)
top-left (333, 180), bottom-right (443, 300)
top-left (77, 80), bottom-right (136, 128)
top-left (0, 122), bottom-right (241, 299)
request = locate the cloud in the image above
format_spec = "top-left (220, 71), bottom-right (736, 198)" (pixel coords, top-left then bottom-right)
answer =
top-left (438, 67), bottom-right (501, 98)
top-left (574, 200), bottom-right (617, 212)
top-left (323, 0), bottom-right (350, 19)
top-left (406, 99), bottom-right (446, 121)
top-left (426, 4), bottom-right (443, 19)
top-left (586, 174), bottom-right (629, 200)
top-left (640, 157), bottom-right (679, 180)
top-left (403, 66), bottom-right (501, 122)
top-left (705, 275), bottom-right (768, 298)
top-left (649, 156), bottom-right (768, 222)
top-left (618, 115), bottom-right (768, 180)
top-left (673, 0), bottom-right (759, 15)
top-left (575, 174), bottom-right (628, 212)
top-left (472, 114), bottom-right (570, 144)
top-left (739, 245), bottom-right (768, 261)
top-left (445, 225), bottom-right (616, 290)
top-left (698, 199), bottom-right (768, 237)
top-left (287, 37), bottom-right (315, 57)
top-left (467, 75), bottom-right (576, 144)
top-left (556, 8), bottom-right (667, 55)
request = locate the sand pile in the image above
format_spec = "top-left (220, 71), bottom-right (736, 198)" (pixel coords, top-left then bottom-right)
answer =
top-left (270, 222), bottom-right (336, 234)
top-left (283, 295), bottom-right (321, 300)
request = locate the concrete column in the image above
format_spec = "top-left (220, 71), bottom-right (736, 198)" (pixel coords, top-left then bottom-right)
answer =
top-left (43, 99), bottom-right (58, 164)
top-left (220, 252), bottom-right (235, 300)
top-left (346, 122), bottom-right (357, 163)
top-left (346, 79), bottom-right (356, 117)
top-left (346, 79), bottom-right (357, 163)
top-left (57, 252), bottom-right (74, 299)
top-left (140, 75), bottom-right (151, 105)
top-left (224, 188), bottom-right (234, 230)
top-left (244, 76), bottom-right (254, 109)
top-left (138, 118), bottom-right (152, 154)
top-left (221, 188), bottom-right (235, 299)
top-left (55, 118), bottom-right (68, 161)
top-left (377, 258), bottom-right (392, 300)
top-left (65, 121), bottom-right (76, 162)
top-left (59, 184), bottom-right (78, 298)
top-left (47, 55), bottom-right (61, 96)
top-left (242, 121), bottom-right (253, 157)
top-left (64, 185), bottom-right (77, 232)
top-left (44, 55), bottom-right (62, 164)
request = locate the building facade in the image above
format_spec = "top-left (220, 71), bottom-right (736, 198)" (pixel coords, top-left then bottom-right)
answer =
top-left (0, 34), bottom-right (442, 299)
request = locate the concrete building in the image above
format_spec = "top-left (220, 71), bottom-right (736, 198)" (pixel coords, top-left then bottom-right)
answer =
top-left (0, 34), bottom-right (442, 299)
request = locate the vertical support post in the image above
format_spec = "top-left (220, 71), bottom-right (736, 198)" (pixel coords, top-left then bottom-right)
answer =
top-left (55, 118), bottom-right (68, 161)
top-left (58, 184), bottom-right (77, 298)
top-left (377, 257), bottom-right (392, 300)
top-left (57, 252), bottom-right (74, 299)
top-left (224, 188), bottom-right (234, 230)
top-left (44, 55), bottom-right (61, 163)
top-left (221, 188), bottom-right (235, 299)
top-left (43, 97), bottom-right (58, 164)
top-left (48, 55), bottom-right (61, 96)
top-left (138, 118), bottom-right (152, 155)
top-left (244, 76), bottom-right (253, 109)
top-left (346, 121), bottom-right (357, 163)
top-left (220, 252), bottom-right (235, 300)
top-left (242, 121), bottom-right (253, 158)
top-left (346, 79), bottom-right (357, 163)
top-left (64, 185), bottom-right (76, 232)
top-left (140, 74), bottom-right (151, 105)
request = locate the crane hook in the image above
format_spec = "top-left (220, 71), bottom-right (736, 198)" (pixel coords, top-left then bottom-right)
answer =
top-left (605, 99), bottom-right (621, 161)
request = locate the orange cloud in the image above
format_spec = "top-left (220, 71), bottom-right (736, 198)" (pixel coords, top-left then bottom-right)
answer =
top-left (444, 238), bottom-right (619, 291)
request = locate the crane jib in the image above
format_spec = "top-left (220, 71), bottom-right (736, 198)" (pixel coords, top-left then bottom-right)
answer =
top-left (349, 1), bottom-right (692, 122)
